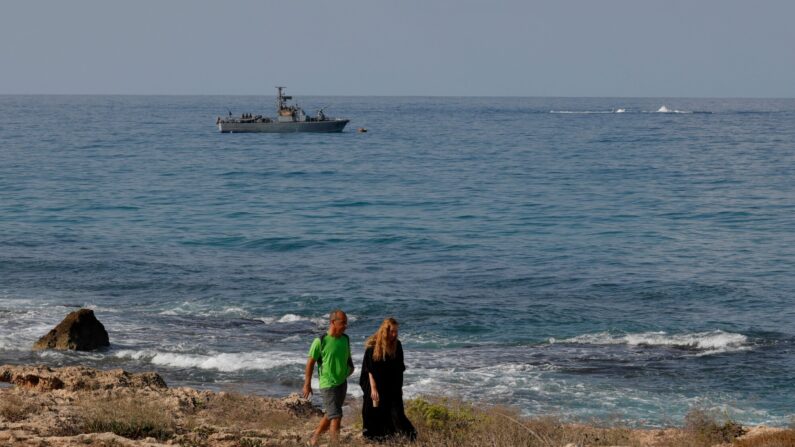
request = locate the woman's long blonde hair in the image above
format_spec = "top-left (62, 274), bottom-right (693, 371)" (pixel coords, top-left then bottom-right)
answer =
top-left (365, 317), bottom-right (399, 362)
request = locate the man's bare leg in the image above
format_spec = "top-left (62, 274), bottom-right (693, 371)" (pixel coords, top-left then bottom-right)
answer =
top-left (310, 416), bottom-right (330, 446)
top-left (329, 417), bottom-right (342, 445)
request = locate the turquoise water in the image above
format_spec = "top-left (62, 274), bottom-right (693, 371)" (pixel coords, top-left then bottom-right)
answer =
top-left (1, 95), bottom-right (794, 425)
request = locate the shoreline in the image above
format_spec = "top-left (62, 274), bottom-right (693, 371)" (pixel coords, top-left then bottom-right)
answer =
top-left (2, 364), bottom-right (793, 447)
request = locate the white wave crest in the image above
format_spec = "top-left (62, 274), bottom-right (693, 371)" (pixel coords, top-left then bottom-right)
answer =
top-left (655, 105), bottom-right (691, 114)
top-left (550, 110), bottom-right (614, 114)
top-left (555, 330), bottom-right (749, 355)
top-left (278, 313), bottom-right (308, 323)
top-left (113, 349), bottom-right (304, 372)
top-left (550, 109), bottom-right (628, 114)
top-left (257, 313), bottom-right (357, 326)
top-left (159, 303), bottom-right (251, 318)
top-left (255, 314), bottom-right (325, 326)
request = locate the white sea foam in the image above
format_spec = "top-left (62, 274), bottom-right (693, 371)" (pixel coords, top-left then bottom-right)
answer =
top-left (654, 105), bottom-right (691, 114)
top-left (555, 330), bottom-right (749, 355)
top-left (550, 109), bottom-right (628, 114)
top-left (0, 321), bottom-right (62, 351)
top-left (113, 349), bottom-right (305, 372)
top-left (159, 303), bottom-right (251, 318)
top-left (402, 359), bottom-right (782, 425)
top-left (256, 314), bottom-right (323, 326)
top-left (277, 314), bottom-right (306, 323)
top-left (258, 313), bottom-right (357, 327)
top-left (550, 110), bottom-right (614, 114)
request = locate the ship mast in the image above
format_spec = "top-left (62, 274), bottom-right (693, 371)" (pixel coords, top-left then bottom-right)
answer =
top-left (275, 86), bottom-right (292, 113)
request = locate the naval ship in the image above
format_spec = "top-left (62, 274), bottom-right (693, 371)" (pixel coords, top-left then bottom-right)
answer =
top-left (217, 87), bottom-right (349, 133)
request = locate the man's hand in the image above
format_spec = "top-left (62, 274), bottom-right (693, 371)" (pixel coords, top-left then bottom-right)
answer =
top-left (303, 357), bottom-right (316, 399)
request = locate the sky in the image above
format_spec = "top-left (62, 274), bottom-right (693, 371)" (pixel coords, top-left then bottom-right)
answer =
top-left (1, 0), bottom-right (794, 97)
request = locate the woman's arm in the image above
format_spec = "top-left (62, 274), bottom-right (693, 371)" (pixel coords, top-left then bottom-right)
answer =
top-left (398, 340), bottom-right (406, 372)
top-left (368, 372), bottom-right (379, 403)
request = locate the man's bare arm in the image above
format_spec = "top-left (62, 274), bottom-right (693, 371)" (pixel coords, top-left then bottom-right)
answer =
top-left (302, 357), bottom-right (316, 398)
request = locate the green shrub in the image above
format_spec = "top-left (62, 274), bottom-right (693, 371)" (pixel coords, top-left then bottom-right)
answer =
top-left (406, 397), bottom-right (475, 430)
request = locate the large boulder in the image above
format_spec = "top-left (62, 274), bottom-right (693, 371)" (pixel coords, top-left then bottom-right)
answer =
top-left (33, 308), bottom-right (110, 351)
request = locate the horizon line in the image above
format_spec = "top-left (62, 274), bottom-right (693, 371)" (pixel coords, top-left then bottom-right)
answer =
top-left (1, 93), bottom-right (794, 100)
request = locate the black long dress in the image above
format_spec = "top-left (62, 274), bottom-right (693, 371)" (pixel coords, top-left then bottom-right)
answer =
top-left (359, 340), bottom-right (417, 441)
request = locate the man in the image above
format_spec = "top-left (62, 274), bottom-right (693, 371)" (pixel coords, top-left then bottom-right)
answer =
top-left (303, 309), bottom-right (354, 446)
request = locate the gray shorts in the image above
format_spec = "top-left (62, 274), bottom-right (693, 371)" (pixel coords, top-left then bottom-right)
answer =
top-left (320, 382), bottom-right (347, 420)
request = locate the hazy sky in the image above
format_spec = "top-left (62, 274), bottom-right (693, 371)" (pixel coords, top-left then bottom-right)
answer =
top-left (2, 0), bottom-right (794, 97)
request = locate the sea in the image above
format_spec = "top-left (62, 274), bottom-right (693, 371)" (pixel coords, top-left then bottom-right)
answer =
top-left (1, 95), bottom-right (793, 426)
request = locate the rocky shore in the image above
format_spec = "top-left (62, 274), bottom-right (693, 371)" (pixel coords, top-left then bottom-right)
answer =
top-left (1, 364), bottom-right (792, 447)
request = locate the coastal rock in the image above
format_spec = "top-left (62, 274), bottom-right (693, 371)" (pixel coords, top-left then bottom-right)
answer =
top-left (2, 364), bottom-right (789, 447)
top-left (33, 308), bottom-right (110, 351)
top-left (0, 365), bottom-right (166, 391)
top-left (281, 392), bottom-right (323, 417)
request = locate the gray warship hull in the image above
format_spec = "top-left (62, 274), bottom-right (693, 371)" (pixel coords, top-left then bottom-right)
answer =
top-left (218, 119), bottom-right (348, 133)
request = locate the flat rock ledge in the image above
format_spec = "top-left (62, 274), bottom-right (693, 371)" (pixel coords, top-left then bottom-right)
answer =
top-left (0, 364), bottom-right (322, 447)
top-left (1, 365), bottom-right (790, 447)
top-left (0, 364), bottom-right (167, 391)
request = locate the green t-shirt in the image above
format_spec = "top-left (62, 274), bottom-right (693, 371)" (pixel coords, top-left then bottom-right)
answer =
top-left (308, 333), bottom-right (352, 388)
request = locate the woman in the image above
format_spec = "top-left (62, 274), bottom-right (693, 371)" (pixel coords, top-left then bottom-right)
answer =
top-left (359, 317), bottom-right (417, 441)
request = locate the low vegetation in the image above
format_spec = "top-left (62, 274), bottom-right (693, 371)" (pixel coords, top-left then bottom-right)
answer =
top-left (401, 397), bottom-right (639, 447)
top-left (77, 395), bottom-right (176, 440)
top-left (0, 392), bottom-right (39, 422)
top-left (733, 429), bottom-right (795, 447)
top-left (4, 384), bottom-right (793, 446)
top-left (190, 391), bottom-right (297, 431)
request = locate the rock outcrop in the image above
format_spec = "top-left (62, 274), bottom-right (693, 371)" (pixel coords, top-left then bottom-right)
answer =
top-left (0, 365), bottom-right (323, 447)
top-left (0, 364), bottom-right (789, 447)
top-left (33, 308), bottom-right (110, 351)
top-left (0, 365), bottom-right (166, 391)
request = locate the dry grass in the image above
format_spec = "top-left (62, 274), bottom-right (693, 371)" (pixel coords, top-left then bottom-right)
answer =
top-left (397, 397), bottom-right (640, 447)
top-left (191, 392), bottom-right (298, 431)
top-left (77, 394), bottom-right (176, 440)
top-left (651, 408), bottom-right (746, 447)
top-left (733, 430), bottom-right (795, 447)
top-left (6, 385), bottom-right (791, 447)
top-left (0, 392), bottom-right (39, 422)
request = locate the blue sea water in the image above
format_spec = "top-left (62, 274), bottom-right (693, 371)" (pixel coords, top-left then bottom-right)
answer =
top-left (1, 95), bottom-right (794, 426)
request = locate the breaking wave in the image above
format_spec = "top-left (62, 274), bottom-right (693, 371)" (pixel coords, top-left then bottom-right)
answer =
top-left (550, 106), bottom-right (709, 114)
top-left (549, 110), bottom-right (626, 114)
top-left (113, 349), bottom-right (305, 372)
top-left (256, 313), bottom-right (324, 325)
top-left (552, 330), bottom-right (750, 355)
top-left (159, 304), bottom-right (251, 318)
top-left (654, 105), bottom-right (691, 114)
